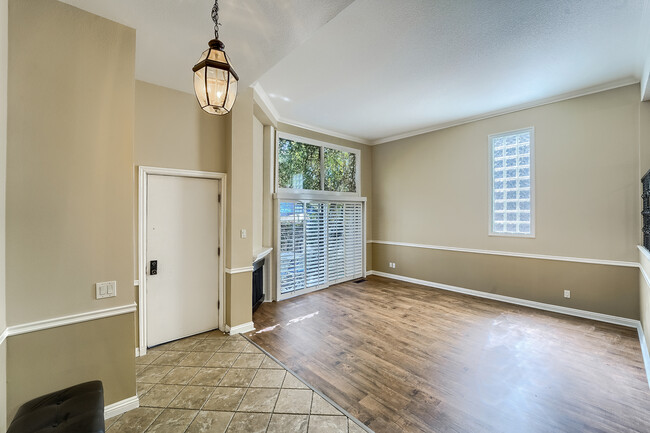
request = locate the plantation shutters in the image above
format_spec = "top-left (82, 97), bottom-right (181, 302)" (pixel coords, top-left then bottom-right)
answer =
top-left (280, 200), bottom-right (364, 296)
top-left (327, 202), bottom-right (363, 284)
top-left (305, 202), bottom-right (327, 289)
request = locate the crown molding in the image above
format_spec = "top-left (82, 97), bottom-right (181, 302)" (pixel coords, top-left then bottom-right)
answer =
top-left (250, 83), bottom-right (370, 144)
top-left (251, 82), bottom-right (281, 125)
top-left (278, 117), bottom-right (371, 145)
top-left (253, 77), bottom-right (640, 147)
top-left (372, 77), bottom-right (640, 145)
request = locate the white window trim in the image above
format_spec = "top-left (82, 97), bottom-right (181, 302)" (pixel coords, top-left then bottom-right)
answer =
top-left (276, 131), bottom-right (361, 198)
top-left (488, 127), bottom-right (536, 238)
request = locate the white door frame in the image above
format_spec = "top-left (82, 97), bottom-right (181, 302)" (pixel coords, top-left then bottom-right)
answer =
top-left (138, 166), bottom-right (227, 356)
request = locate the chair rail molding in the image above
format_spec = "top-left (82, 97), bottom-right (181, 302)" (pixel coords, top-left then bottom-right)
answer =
top-left (5, 303), bottom-right (136, 337)
top-left (370, 240), bottom-right (639, 268)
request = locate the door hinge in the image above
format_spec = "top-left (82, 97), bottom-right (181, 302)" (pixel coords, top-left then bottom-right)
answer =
top-left (218, 300), bottom-right (220, 309)
top-left (218, 247), bottom-right (221, 256)
top-left (218, 194), bottom-right (221, 203)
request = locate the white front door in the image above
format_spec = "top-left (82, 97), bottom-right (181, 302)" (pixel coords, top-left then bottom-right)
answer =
top-left (146, 174), bottom-right (220, 347)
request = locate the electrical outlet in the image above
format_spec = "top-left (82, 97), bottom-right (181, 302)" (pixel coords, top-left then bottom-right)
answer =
top-left (388, 262), bottom-right (396, 268)
top-left (96, 281), bottom-right (117, 299)
top-left (564, 290), bottom-right (571, 299)
top-left (241, 229), bottom-right (247, 239)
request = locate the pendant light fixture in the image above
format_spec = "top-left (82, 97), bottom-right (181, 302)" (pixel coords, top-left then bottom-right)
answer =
top-left (192, 0), bottom-right (239, 115)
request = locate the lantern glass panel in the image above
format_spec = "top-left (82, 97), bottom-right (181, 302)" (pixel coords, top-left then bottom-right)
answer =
top-left (225, 74), bottom-right (237, 111)
top-left (205, 105), bottom-right (220, 115)
top-left (208, 49), bottom-right (227, 63)
top-left (193, 67), bottom-right (208, 107)
top-left (198, 49), bottom-right (209, 63)
top-left (206, 67), bottom-right (228, 107)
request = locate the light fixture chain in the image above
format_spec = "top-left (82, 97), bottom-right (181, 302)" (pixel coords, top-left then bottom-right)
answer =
top-left (211, 0), bottom-right (221, 40)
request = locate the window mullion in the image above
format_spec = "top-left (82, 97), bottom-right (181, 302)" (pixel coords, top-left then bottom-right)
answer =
top-left (320, 147), bottom-right (325, 191)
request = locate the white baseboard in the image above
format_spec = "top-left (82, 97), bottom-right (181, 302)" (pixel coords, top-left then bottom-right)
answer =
top-left (226, 322), bottom-right (255, 334)
top-left (135, 347), bottom-right (140, 357)
top-left (637, 324), bottom-right (650, 389)
top-left (105, 395), bottom-right (139, 419)
top-left (369, 270), bottom-right (639, 328)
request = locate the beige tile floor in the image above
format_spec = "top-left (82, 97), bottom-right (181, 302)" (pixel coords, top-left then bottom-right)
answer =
top-left (107, 330), bottom-right (369, 433)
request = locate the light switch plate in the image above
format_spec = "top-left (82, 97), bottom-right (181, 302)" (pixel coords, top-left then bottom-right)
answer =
top-left (96, 281), bottom-right (117, 299)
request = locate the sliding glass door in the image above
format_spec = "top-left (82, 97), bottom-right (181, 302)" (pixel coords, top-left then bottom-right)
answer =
top-left (279, 199), bottom-right (364, 299)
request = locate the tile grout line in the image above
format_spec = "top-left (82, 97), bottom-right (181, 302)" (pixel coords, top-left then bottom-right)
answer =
top-left (139, 332), bottom-right (362, 432)
top-left (187, 334), bottom-right (239, 432)
top-left (187, 334), bottom-right (238, 433)
top-left (140, 332), bottom-right (227, 433)
top-left (242, 334), bottom-right (374, 433)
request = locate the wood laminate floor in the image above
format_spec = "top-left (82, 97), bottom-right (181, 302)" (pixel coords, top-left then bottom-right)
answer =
top-left (247, 276), bottom-right (650, 433)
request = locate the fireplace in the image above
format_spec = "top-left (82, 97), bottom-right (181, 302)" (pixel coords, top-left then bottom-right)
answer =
top-left (252, 258), bottom-right (265, 312)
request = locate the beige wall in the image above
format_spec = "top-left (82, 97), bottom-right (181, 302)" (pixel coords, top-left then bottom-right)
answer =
top-left (226, 88), bottom-right (254, 327)
top-left (133, 80), bottom-right (228, 343)
top-left (0, 0), bottom-right (8, 426)
top-left (7, 0), bottom-right (136, 324)
top-left (640, 101), bottom-right (650, 176)
top-left (373, 85), bottom-right (640, 263)
top-left (5, 0), bottom-right (136, 420)
top-left (252, 116), bottom-right (264, 253)
top-left (0, 342), bottom-right (5, 431)
top-left (134, 80), bottom-right (228, 174)
top-left (0, 342), bottom-right (5, 430)
top-left (372, 85), bottom-right (642, 318)
top-left (374, 243), bottom-right (639, 318)
top-left (277, 123), bottom-right (374, 271)
top-left (6, 314), bottom-right (135, 421)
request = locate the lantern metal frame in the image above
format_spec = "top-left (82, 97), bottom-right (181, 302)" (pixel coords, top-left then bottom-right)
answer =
top-left (192, 0), bottom-right (239, 115)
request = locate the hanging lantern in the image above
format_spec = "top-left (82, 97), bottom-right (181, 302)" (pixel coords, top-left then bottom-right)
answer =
top-left (192, 0), bottom-right (239, 115)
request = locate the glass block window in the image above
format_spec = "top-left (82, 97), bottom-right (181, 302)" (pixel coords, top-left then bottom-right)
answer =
top-left (490, 128), bottom-right (534, 236)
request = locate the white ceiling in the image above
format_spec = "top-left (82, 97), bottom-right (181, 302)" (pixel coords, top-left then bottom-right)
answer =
top-left (61, 0), bottom-right (650, 144)
top-left (258, 0), bottom-right (650, 143)
top-left (59, 0), bottom-right (355, 90)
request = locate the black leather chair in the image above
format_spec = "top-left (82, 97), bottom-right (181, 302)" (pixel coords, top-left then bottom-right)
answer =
top-left (7, 381), bottom-right (105, 433)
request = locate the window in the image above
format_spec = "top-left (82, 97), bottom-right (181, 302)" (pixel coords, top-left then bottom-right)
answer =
top-left (277, 133), bottom-right (364, 300)
top-left (489, 128), bottom-right (534, 237)
top-left (277, 133), bottom-right (359, 195)
top-left (324, 148), bottom-right (356, 192)
top-left (278, 139), bottom-right (321, 190)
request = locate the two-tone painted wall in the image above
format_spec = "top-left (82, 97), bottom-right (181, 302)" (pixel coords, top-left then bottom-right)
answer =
top-left (639, 99), bottom-right (650, 348)
top-left (0, 0), bottom-right (8, 428)
top-left (5, 0), bottom-right (136, 421)
top-left (371, 85), bottom-right (644, 320)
